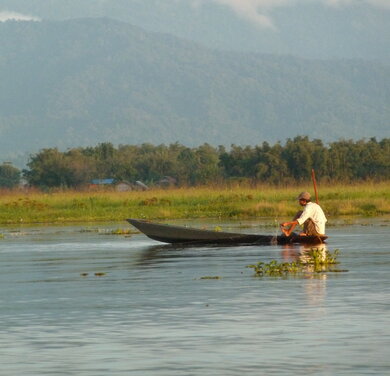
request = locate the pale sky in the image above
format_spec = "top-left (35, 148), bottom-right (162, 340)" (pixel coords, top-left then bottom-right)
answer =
top-left (0, 0), bottom-right (389, 27)
top-left (206, 0), bottom-right (390, 28)
top-left (0, 10), bottom-right (40, 22)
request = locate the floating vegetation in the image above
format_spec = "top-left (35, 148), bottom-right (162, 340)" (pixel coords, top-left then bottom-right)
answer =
top-left (304, 248), bottom-right (339, 268)
top-left (79, 228), bottom-right (100, 233)
top-left (247, 248), bottom-right (346, 277)
top-left (0, 234), bottom-right (4, 239)
top-left (80, 272), bottom-right (107, 277)
top-left (200, 276), bottom-right (222, 280)
top-left (80, 228), bottom-right (138, 235)
top-left (103, 228), bottom-right (134, 235)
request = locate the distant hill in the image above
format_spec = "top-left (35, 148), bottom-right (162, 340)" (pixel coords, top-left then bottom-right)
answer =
top-left (2, 0), bottom-right (390, 61)
top-left (0, 18), bottom-right (389, 163)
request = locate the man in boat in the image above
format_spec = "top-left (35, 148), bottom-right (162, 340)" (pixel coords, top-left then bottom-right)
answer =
top-left (280, 192), bottom-right (327, 237)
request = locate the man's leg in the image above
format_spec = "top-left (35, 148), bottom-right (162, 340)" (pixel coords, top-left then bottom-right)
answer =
top-left (303, 219), bottom-right (320, 236)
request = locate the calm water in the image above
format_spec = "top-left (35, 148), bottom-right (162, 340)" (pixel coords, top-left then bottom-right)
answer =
top-left (0, 219), bottom-right (389, 375)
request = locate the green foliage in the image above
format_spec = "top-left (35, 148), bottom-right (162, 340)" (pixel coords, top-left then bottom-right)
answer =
top-left (199, 276), bottom-right (222, 280)
top-left (23, 137), bottom-right (390, 188)
top-left (247, 248), bottom-right (342, 277)
top-left (0, 163), bottom-right (20, 188)
top-left (304, 248), bottom-right (340, 268)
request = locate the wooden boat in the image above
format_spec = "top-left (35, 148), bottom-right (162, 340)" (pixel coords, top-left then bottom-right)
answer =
top-left (127, 218), bottom-right (327, 246)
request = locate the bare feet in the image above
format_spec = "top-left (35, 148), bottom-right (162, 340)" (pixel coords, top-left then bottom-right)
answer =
top-left (280, 225), bottom-right (290, 236)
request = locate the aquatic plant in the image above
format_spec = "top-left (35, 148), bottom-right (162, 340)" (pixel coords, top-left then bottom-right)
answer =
top-left (304, 248), bottom-right (339, 268)
top-left (80, 272), bottom-right (107, 277)
top-left (101, 228), bottom-right (134, 235)
top-left (80, 228), bottom-right (138, 235)
top-left (247, 248), bottom-right (344, 277)
top-left (199, 276), bottom-right (222, 280)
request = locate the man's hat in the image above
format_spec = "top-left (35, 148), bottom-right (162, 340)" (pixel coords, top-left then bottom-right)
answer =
top-left (297, 191), bottom-right (311, 201)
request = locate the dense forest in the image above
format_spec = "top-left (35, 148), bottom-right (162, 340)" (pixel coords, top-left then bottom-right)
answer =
top-left (7, 137), bottom-right (387, 189)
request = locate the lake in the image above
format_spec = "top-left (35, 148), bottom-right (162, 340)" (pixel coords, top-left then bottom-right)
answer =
top-left (0, 219), bottom-right (389, 375)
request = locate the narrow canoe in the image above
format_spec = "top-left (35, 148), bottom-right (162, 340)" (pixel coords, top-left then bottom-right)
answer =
top-left (127, 219), bottom-right (327, 246)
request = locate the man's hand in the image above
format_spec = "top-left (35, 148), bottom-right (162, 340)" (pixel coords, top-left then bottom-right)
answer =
top-left (280, 220), bottom-right (298, 236)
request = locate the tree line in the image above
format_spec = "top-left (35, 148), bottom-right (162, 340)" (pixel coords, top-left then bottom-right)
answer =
top-left (1, 137), bottom-right (389, 189)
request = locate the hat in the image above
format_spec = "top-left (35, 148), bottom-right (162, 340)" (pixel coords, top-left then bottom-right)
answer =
top-left (297, 191), bottom-right (311, 201)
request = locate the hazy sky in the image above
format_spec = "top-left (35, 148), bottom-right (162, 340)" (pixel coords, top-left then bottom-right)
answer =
top-left (0, 10), bottom-right (40, 22)
top-left (211, 0), bottom-right (390, 28)
top-left (1, 0), bottom-right (390, 25)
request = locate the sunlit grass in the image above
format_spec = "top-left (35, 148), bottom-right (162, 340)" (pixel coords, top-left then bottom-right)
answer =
top-left (0, 182), bottom-right (389, 224)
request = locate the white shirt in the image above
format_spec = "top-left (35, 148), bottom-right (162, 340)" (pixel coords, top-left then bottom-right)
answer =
top-left (297, 202), bottom-right (327, 235)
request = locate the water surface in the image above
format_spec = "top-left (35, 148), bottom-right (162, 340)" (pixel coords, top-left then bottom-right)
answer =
top-left (0, 220), bottom-right (389, 375)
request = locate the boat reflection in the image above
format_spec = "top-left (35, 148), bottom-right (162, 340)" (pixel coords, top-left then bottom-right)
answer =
top-left (281, 242), bottom-right (328, 263)
top-left (134, 243), bottom-right (189, 267)
top-left (281, 242), bottom-right (328, 308)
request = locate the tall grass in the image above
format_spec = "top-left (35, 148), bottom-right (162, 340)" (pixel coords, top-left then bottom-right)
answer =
top-left (0, 182), bottom-right (389, 224)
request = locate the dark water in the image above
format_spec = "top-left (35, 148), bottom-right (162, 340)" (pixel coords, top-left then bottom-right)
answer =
top-left (0, 220), bottom-right (389, 375)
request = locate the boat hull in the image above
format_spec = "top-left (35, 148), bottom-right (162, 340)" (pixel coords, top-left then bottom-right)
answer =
top-left (127, 219), bottom-right (327, 246)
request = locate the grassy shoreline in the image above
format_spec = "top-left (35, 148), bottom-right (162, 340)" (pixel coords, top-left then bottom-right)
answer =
top-left (0, 182), bottom-right (389, 225)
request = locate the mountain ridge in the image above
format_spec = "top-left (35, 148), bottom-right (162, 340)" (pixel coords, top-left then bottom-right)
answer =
top-left (1, 0), bottom-right (390, 60)
top-left (0, 18), bottom-right (389, 163)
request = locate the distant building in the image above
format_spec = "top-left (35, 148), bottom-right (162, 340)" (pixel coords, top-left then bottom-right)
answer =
top-left (89, 178), bottom-right (115, 190)
top-left (19, 178), bottom-right (29, 188)
top-left (115, 181), bottom-right (133, 192)
top-left (90, 178), bottom-right (115, 185)
top-left (157, 176), bottom-right (177, 188)
top-left (89, 179), bottom-right (150, 191)
top-left (135, 181), bottom-right (149, 191)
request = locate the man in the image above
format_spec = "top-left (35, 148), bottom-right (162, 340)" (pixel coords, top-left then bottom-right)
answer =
top-left (280, 192), bottom-right (327, 237)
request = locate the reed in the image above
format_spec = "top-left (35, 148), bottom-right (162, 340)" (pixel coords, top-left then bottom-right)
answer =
top-left (0, 182), bottom-right (389, 224)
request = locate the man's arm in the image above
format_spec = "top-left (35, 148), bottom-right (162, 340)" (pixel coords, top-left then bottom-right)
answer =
top-left (280, 220), bottom-right (299, 236)
top-left (281, 220), bottom-right (298, 227)
top-left (296, 204), bottom-right (313, 226)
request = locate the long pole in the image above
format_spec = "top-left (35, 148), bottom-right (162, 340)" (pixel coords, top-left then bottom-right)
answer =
top-left (311, 169), bottom-right (319, 204)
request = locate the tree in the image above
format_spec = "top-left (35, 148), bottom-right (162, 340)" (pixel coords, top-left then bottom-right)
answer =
top-left (23, 138), bottom-right (390, 188)
top-left (0, 163), bottom-right (20, 188)
top-left (193, 144), bottom-right (222, 184)
top-left (24, 148), bottom-right (80, 188)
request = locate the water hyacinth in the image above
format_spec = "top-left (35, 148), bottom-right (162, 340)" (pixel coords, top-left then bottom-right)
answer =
top-left (247, 248), bottom-right (344, 277)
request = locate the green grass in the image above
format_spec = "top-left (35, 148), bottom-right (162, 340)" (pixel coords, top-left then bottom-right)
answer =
top-left (0, 182), bottom-right (389, 224)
